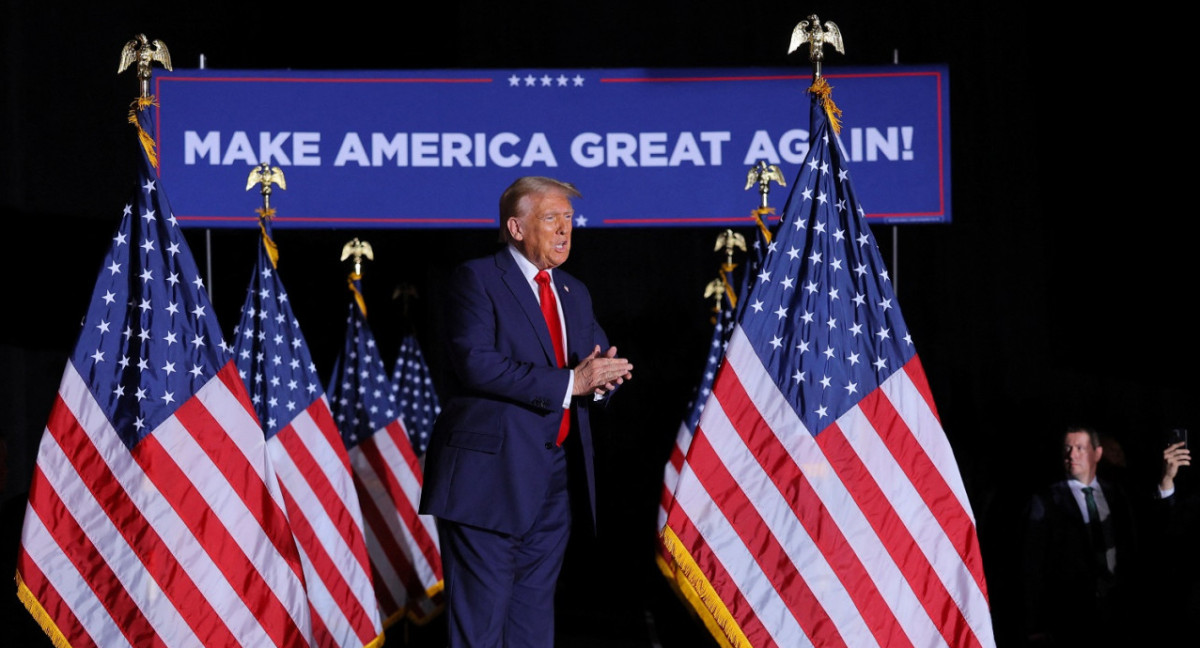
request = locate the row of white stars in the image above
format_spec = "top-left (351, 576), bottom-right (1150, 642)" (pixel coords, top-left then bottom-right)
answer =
top-left (104, 205), bottom-right (210, 383)
top-left (333, 323), bottom-right (398, 438)
top-left (750, 258), bottom-right (892, 310)
top-left (508, 73), bottom-right (586, 87)
top-left (103, 345), bottom-right (211, 432)
top-left (107, 238), bottom-right (200, 293)
top-left (97, 178), bottom-right (205, 430)
top-left (334, 393), bottom-right (397, 430)
top-left (232, 272), bottom-right (320, 430)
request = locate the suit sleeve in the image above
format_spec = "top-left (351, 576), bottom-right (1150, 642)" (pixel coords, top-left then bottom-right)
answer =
top-left (564, 277), bottom-right (615, 406)
top-left (446, 261), bottom-right (571, 412)
top-left (1021, 492), bottom-right (1050, 637)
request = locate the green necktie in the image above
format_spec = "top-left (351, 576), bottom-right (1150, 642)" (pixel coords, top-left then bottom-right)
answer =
top-left (1082, 487), bottom-right (1108, 571)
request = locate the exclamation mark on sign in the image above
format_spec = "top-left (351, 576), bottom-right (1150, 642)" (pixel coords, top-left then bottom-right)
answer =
top-left (901, 127), bottom-right (913, 160)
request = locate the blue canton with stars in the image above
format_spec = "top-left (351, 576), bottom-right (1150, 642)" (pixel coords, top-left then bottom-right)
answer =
top-left (738, 93), bottom-right (915, 436)
top-left (390, 335), bottom-right (441, 455)
top-left (327, 293), bottom-right (400, 449)
top-left (682, 282), bottom-right (737, 433)
top-left (231, 222), bottom-right (324, 439)
top-left (683, 221), bottom-right (764, 433)
top-left (71, 107), bottom-right (232, 449)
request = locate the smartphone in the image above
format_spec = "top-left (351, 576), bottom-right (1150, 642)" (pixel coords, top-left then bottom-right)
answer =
top-left (1167, 428), bottom-right (1189, 449)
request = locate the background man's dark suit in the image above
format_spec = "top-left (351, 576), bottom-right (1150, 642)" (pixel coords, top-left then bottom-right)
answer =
top-left (1023, 477), bottom-right (1137, 647)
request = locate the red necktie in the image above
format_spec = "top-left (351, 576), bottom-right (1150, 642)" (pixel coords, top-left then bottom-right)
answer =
top-left (535, 270), bottom-right (570, 446)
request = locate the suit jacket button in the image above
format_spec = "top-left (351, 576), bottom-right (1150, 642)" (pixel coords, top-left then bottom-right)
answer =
top-left (544, 442), bottom-right (553, 449)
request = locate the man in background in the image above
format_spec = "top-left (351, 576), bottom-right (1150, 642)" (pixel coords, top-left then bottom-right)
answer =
top-left (1022, 425), bottom-right (1138, 647)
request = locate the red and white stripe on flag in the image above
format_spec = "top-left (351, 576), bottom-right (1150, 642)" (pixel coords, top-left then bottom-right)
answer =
top-left (663, 328), bottom-right (995, 648)
top-left (658, 423), bottom-right (733, 643)
top-left (269, 396), bottom-right (384, 648)
top-left (657, 422), bottom-right (691, 573)
top-left (350, 418), bottom-right (443, 626)
top-left (17, 361), bottom-right (313, 648)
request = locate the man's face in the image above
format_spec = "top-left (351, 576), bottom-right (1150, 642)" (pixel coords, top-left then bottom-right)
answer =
top-left (1063, 431), bottom-right (1102, 483)
top-left (509, 190), bottom-right (573, 270)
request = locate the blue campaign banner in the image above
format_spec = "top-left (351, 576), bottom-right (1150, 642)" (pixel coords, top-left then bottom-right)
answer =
top-left (153, 66), bottom-right (950, 229)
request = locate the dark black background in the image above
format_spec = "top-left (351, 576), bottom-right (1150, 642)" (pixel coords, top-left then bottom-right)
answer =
top-left (2, 2), bottom-right (1194, 646)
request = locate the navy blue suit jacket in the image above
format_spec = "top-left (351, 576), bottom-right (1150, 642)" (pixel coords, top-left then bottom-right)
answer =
top-left (419, 249), bottom-right (609, 536)
top-left (1022, 478), bottom-right (1137, 641)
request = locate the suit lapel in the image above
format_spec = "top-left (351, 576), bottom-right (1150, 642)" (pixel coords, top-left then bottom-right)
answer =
top-left (555, 271), bottom-right (586, 364)
top-left (496, 250), bottom-right (559, 366)
top-left (1052, 481), bottom-right (1086, 526)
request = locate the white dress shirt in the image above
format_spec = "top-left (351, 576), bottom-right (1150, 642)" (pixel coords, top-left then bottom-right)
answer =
top-left (508, 245), bottom-right (574, 408)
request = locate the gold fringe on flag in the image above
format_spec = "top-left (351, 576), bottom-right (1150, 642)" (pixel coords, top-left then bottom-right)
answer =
top-left (127, 96), bottom-right (160, 168)
top-left (377, 579), bottom-right (446, 630)
top-left (406, 581), bottom-right (447, 626)
top-left (15, 572), bottom-right (73, 648)
top-left (256, 208), bottom-right (279, 268)
top-left (806, 77), bottom-right (843, 134)
top-left (380, 608), bottom-right (405, 632)
top-left (348, 272), bottom-right (368, 318)
top-left (659, 526), bottom-right (747, 648)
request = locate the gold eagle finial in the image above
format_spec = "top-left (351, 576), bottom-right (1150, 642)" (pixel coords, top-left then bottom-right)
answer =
top-left (246, 163), bottom-right (287, 192)
top-left (118, 34), bottom-right (173, 98)
top-left (708, 229), bottom-right (748, 314)
top-left (788, 15), bottom-right (844, 80)
top-left (246, 163), bottom-right (287, 215)
top-left (341, 238), bottom-right (375, 276)
top-left (704, 277), bottom-right (727, 310)
top-left (745, 160), bottom-right (787, 209)
top-left (713, 229), bottom-right (746, 264)
top-left (341, 238), bottom-right (374, 317)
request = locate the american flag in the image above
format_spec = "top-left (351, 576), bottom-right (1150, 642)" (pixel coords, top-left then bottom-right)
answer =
top-left (15, 105), bottom-right (313, 647)
top-left (659, 223), bottom-right (765, 584)
top-left (661, 84), bottom-right (995, 648)
top-left (389, 334), bottom-right (441, 456)
top-left (327, 284), bottom-right (443, 626)
top-left (657, 267), bottom-right (738, 578)
top-left (231, 218), bottom-right (384, 648)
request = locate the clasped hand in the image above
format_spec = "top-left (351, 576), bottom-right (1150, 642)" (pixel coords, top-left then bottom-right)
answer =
top-left (572, 345), bottom-right (633, 396)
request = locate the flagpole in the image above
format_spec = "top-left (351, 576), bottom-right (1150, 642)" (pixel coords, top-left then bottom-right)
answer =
top-left (892, 48), bottom-right (900, 296)
top-left (197, 53), bottom-right (216, 302)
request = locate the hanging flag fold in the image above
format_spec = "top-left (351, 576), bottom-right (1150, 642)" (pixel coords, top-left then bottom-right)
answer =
top-left (232, 216), bottom-right (384, 648)
top-left (15, 103), bottom-right (313, 648)
top-left (661, 84), bottom-right (995, 648)
top-left (659, 223), bottom-right (765, 596)
top-left (327, 285), bottom-right (444, 627)
top-left (657, 270), bottom-right (737, 572)
top-left (390, 334), bottom-right (441, 457)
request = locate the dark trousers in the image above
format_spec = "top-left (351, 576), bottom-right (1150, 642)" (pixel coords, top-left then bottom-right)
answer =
top-left (438, 447), bottom-right (571, 648)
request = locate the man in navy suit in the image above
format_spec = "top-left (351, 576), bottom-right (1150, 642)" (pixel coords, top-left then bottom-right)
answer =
top-left (1022, 426), bottom-right (1137, 647)
top-left (420, 176), bottom-right (633, 647)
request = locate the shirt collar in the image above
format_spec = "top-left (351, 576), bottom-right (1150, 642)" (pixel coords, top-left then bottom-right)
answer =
top-left (1067, 477), bottom-right (1100, 491)
top-left (508, 244), bottom-right (550, 286)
